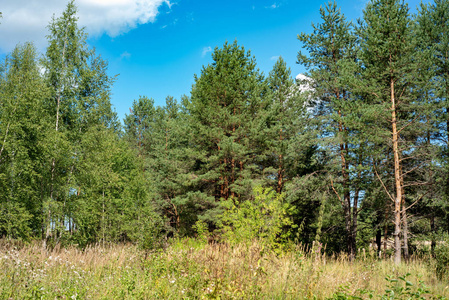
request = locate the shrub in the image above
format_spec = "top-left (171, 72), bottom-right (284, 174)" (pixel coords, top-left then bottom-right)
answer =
top-left (218, 186), bottom-right (296, 250)
top-left (435, 233), bottom-right (449, 280)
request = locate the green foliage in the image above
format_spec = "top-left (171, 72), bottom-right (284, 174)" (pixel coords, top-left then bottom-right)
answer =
top-left (381, 274), bottom-right (431, 300)
top-left (298, 1), bottom-right (363, 257)
top-left (0, 202), bottom-right (32, 240)
top-left (188, 41), bottom-right (267, 203)
top-left (2, 242), bottom-right (448, 299)
top-left (0, 42), bottom-right (50, 238)
top-left (126, 204), bottom-right (165, 251)
top-left (192, 219), bottom-right (209, 244)
top-left (434, 234), bottom-right (449, 280)
top-left (261, 57), bottom-right (312, 192)
top-left (327, 274), bottom-right (433, 300)
top-left (219, 186), bottom-right (296, 249)
top-left (3, 0), bottom-right (449, 268)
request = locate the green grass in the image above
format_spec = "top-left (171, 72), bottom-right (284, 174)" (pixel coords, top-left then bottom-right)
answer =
top-left (0, 239), bottom-right (448, 299)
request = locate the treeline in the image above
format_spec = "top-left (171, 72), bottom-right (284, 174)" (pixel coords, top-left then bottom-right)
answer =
top-left (1, 0), bottom-right (448, 265)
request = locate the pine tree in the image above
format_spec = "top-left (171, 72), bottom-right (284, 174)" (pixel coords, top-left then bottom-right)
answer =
top-left (263, 57), bottom-right (310, 194)
top-left (417, 0), bottom-right (449, 233)
top-left (188, 41), bottom-right (266, 204)
top-left (297, 1), bottom-right (360, 258)
top-left (359, 0), bottom-right (420, 264)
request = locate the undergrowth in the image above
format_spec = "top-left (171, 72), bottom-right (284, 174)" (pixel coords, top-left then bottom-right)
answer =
top-left (0, 239), bottom-right (448, 299)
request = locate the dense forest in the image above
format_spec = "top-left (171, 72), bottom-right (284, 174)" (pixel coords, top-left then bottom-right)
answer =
top-left (1, 0), bottom-right (449, 267)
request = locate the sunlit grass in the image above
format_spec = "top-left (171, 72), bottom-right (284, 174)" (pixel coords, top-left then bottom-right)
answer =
top-left (0, 239), bottom-right (448, 299)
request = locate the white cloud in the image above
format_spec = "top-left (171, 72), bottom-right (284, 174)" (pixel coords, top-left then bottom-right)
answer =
top-left (202, 46), bottom-right (212, 57)
top-left (265, 3), bottom-right (279, 9)
top-left (0, 0), bottom-right (171, 53)
top-left (270, 55), bottom-right (280, 61)
top-left (120, 51), bottom-right (131, 60)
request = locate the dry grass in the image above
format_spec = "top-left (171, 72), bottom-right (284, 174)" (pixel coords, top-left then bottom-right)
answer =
top-left (1, 239), bottom-right (448, 299)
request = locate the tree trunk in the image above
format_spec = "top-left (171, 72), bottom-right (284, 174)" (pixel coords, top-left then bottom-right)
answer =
top-left (376, 228), bottom-right (382, 257)
top-left (402, 209), bottom-right (409, 261)
top-left (400, 164), bottom-right (409, 261)
top-left (337, 106), bottom-right (352, 259)
top-left (431, 213), bottom-right (436, 256)
top-left (391, 78), bottom-right (402, 265)
top-left (340, 142), bottom-right (351, 258)
top-left (351, 183), bottom-right (360, 260)
top-left (384, 203), bottom-right (389, 259)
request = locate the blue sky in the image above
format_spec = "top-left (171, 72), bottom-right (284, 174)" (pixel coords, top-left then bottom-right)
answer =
top-left (1, 0), bottom-right (427, 121)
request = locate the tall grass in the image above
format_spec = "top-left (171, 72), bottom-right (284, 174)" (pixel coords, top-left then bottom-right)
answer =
top-left (0, 239), bottom-right (448, 299)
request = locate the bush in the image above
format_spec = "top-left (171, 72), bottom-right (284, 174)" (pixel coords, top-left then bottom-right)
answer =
top-left (434, 233), bottom-right (449, 280)
top-left (0, 202), bottom-right (32, 240)
top-left (218, 186), bottom-right (296, 250)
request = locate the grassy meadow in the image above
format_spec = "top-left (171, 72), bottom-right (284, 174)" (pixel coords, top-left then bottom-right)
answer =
top-left (1, 239), bottom-right (448, 299)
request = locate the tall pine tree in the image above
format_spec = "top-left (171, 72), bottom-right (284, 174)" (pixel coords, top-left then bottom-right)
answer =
top-left (298, 1), bottom-right (360, 258)
top-left (188, 41), bottom-right (266, 204)
top-left (359, 0), bottom-right (420, 264)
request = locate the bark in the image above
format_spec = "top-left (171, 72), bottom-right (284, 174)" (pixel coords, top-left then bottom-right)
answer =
top-left (402, 208), bottom-right (409, 261)
top-left (431, 213), bottom-right (436, 256)
top-left (391, 77), bottom-right (403, 265)
top-left (351, 183), bottom-right (360, 260)
top-left (400, 164), bottom-right (409, 261)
